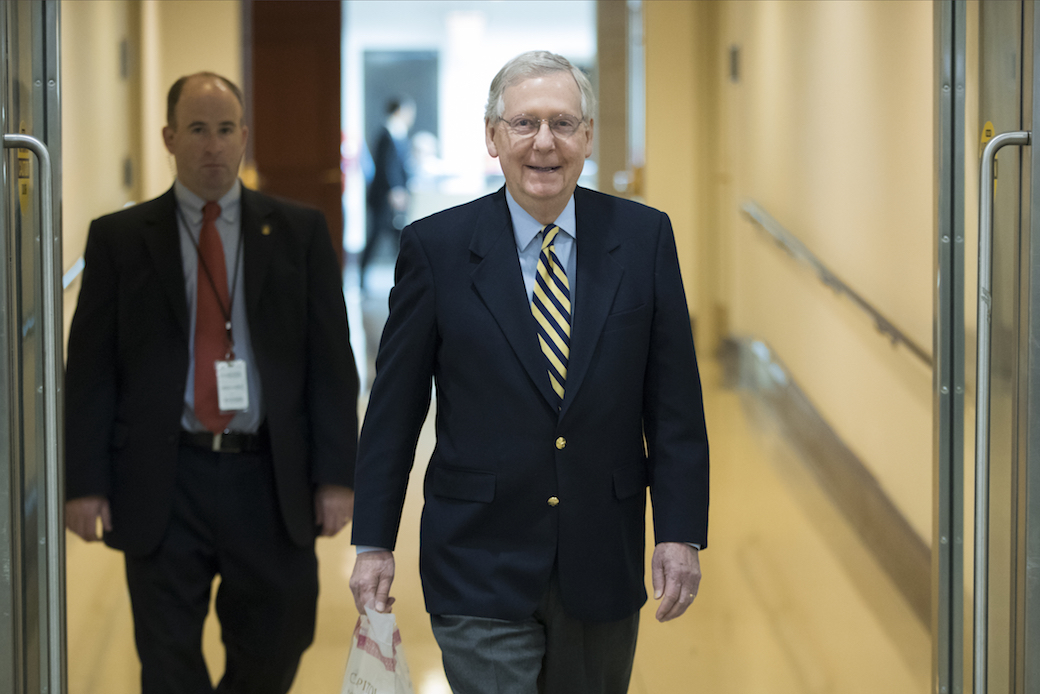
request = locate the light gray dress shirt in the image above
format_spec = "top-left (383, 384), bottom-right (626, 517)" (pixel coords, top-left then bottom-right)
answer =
top-left (175, 179), bottom-right (265, 434)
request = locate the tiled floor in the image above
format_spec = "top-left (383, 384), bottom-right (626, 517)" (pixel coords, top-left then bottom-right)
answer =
top-left (65, 261), bottom-right (930, 693)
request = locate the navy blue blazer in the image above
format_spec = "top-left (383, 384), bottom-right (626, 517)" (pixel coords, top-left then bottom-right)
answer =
top-left (65, 186), bottom-right (359, 556)
top-left (352, 186), bottom-right (708, 622)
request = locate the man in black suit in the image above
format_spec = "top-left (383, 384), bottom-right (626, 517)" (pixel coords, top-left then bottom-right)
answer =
top-left (350, 51), bottom-right (709, 693)
top-left (359, 96), bottom-right (414, 287)
top-left (64, 72), bottom-right (358, 694)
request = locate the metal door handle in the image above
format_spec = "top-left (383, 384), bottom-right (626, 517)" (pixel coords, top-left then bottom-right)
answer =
top-left (975, 129), bottom-right (1031, 694)
top-left (3, 132), bottom-right (63, 691)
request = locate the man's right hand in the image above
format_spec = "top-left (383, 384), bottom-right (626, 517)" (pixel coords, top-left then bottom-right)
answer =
top-left (65, 496), bottom-right (112, 542)
top-left (349, 550), bottom-right (396, 615)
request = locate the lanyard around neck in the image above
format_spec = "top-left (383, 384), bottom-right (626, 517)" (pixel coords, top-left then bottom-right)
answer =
top-left (176, 203), bottom-right (245, 351)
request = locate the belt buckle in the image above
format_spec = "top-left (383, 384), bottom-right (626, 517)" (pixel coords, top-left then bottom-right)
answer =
top-left (211, 432), bottom-right (222, 452)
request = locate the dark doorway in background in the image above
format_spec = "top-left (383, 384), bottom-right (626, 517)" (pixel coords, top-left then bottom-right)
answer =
top-left (363, 50), bottom-right (439, 156)
top-left (249, 0), bottom-right (343, 265)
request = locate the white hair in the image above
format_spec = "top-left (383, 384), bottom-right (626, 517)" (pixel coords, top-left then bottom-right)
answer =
top-left (484, 50), bottom-right (596, 122)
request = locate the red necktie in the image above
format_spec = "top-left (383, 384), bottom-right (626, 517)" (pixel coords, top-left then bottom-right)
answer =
top-left (194, 201), bottom-right (234, 433)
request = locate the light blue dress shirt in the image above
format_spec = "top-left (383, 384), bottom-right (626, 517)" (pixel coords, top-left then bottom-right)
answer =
top-left (506, 189), bottom-right (577, 308)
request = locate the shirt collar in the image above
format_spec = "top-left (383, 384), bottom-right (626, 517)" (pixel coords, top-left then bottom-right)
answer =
top-left (505, 188), bottom-right (577, 253)
top-left (174, 179), bottom-right (242, 224)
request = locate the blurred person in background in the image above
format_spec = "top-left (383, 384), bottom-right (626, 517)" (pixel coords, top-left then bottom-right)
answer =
top-left (360, 95), bottom-right (415, 288)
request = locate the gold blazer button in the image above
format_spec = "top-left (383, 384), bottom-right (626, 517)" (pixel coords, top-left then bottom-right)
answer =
top-left (547, 496), bottom-right (560, 507)
top-left (555, 437), bottom-right (567, 450)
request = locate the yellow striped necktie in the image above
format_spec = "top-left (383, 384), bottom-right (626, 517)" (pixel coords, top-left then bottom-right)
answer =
top-left (531, 224), bottom-right (571, 409)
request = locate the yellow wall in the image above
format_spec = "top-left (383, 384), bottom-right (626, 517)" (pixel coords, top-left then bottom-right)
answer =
top-left (61, 0), bottom-right (242, 342)
top-left (646, 0), bottom-right (934, 542)
top-left (644, 1), bottom-right (700, 329)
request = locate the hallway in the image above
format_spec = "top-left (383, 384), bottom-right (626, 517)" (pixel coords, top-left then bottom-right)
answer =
top-left (20, 1), bottom-right (1034, 691)
top-left (65, 345), bottom-right (929, 694)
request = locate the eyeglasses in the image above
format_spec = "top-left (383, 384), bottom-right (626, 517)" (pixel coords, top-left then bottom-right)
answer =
top-left (499, 114), bottom-right (585, 139)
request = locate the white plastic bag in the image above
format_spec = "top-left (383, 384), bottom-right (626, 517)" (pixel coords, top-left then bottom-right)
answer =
top-left (341, 607), bottom-right (415, 694)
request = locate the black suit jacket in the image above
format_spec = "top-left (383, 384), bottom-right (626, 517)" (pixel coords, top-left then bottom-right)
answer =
top-left (65, 186), bottom-right (358, 556)
top-left (352, 186), bottom-right (708, 623)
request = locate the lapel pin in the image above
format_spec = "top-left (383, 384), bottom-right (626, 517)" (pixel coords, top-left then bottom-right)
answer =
top-left (261, 224), bottom-right (272, 236)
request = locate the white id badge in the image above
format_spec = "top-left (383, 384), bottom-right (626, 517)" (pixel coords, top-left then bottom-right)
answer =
top-left (216, 360), bottom-right (249, 412)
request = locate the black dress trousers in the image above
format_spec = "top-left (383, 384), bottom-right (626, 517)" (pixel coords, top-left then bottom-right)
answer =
top-left (124, 439), bottom-right (318, 694)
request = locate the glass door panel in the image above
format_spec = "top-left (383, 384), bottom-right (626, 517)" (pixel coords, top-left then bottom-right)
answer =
top-left (0, 1), bottom-right (64, 692)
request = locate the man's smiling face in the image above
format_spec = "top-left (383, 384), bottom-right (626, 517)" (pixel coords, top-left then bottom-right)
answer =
top-left (485, 71), bottom-right (593, 223)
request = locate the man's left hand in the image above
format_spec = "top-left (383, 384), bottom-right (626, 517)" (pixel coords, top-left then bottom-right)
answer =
top-left (315, 484), bottom-right (354, 537)
top-left (651, 542), bottom-right (702, 622)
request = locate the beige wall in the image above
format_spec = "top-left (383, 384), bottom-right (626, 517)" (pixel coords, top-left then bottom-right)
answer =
top-left (61, 0), bottom-right (137, 339)
top-left (645, 0), bottom-right (934, 542)
top-left (138, 0), bottom-right (243, 201)
top-left (61, 0), bottom-right (243, 342)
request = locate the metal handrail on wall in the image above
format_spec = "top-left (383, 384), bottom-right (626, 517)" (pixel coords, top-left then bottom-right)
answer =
top-left (740, 199), bottom-right (934, 369)
top-left (62, 256), bottom-right (83, 290)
